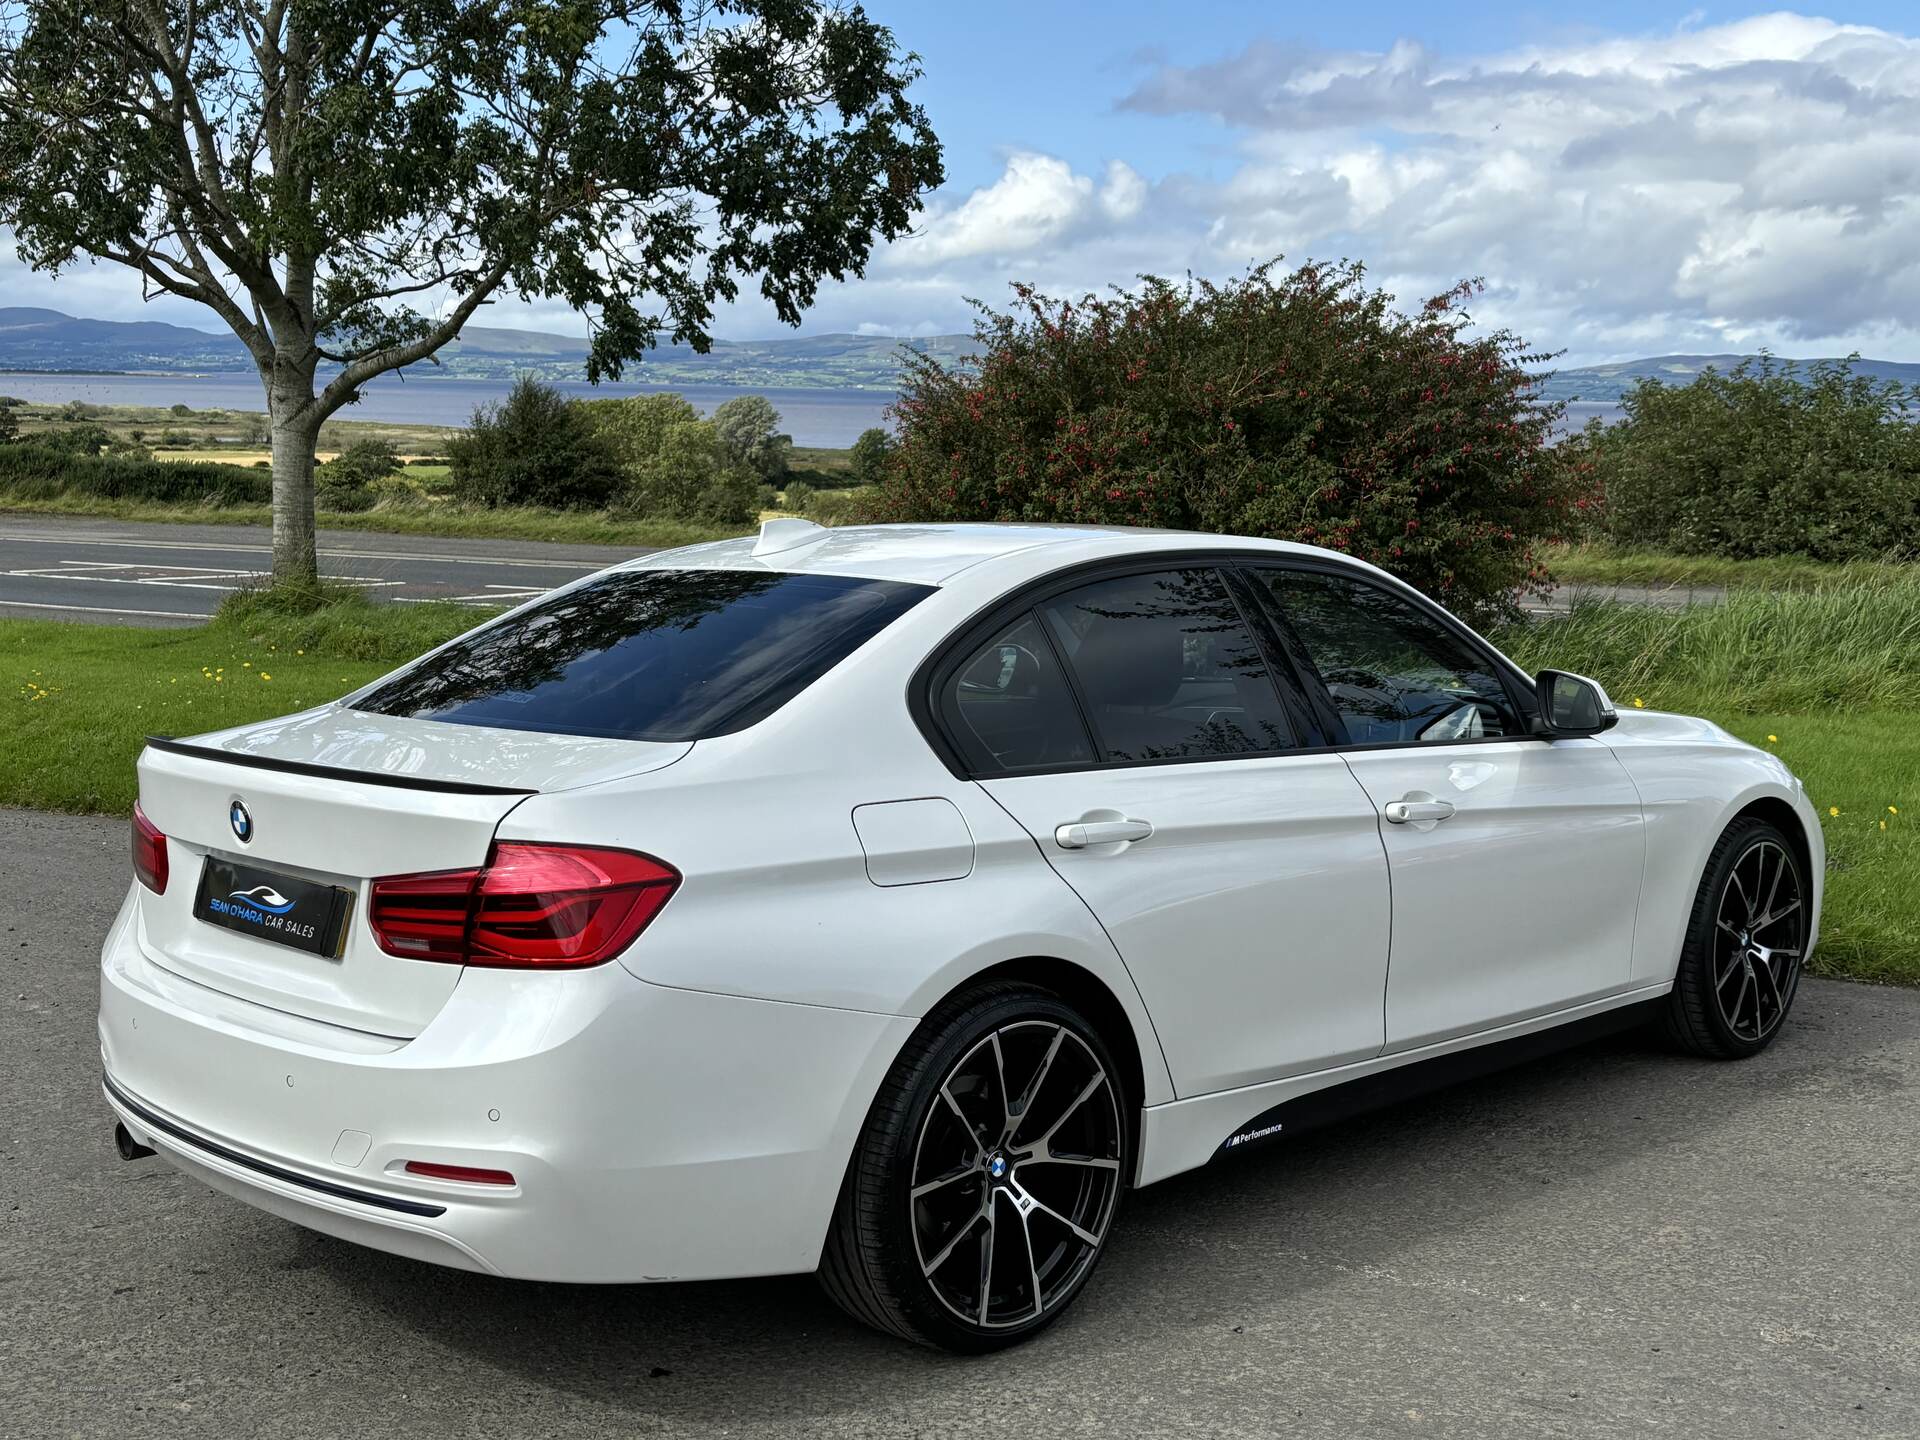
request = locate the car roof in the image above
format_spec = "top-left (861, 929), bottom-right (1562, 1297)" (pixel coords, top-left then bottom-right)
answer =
top-left (635, 521), bottom-right (1366, 587)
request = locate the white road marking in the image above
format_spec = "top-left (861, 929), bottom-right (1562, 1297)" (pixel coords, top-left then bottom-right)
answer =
top-left (0, 530), bottom-right (615, 570)
top-left (2, 561), bottom-right (406, 593)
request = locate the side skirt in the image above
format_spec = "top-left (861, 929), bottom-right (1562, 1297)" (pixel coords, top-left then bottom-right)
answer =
top-left (1135, 985), bottom-right (1671, 1187)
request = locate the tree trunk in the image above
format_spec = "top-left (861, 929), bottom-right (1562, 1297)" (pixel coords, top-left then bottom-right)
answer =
top-left (267, 376), bottom-right (320, 588)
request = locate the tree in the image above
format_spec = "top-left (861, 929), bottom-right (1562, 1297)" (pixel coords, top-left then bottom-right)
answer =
top-left (1565, 357), bottom-right (1920, 561)
top-left (0, 3), bottom-right (941, 585)
top-left (449, 376), bottom-right (621, 509)
top-left (710, 393), bottom-right (790, 481)
top-left (850, 425), bottom-right (892, 485)
top-left (583, 392), bottom-right (756, 523)
top-left (878, 261), bottom-right (1583, 619)
top-left (0, 403), bottom-right (15, 445)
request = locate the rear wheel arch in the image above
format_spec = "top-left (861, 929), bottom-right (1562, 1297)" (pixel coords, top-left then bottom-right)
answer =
top-left (958, 956), bottom-right (1151, 1127)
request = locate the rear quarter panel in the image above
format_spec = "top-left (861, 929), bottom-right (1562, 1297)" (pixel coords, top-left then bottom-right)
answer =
top-left (1603, 711), bottom-right (1825, 985)
top-left (493, 600), bottom-right (1178, 1109)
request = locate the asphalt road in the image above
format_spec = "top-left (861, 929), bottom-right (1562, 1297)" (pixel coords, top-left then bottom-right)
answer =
top-left (0, 513), bottom-right (1725, 625)
top-left (4, 810), bottom-right (1915, 1438)
top-left (0, 515), bottom-right (639, 624)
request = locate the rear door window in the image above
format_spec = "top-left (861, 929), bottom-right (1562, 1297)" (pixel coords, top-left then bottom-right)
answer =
top-left (1039, 569), bottom-right (1296, 763)
top-left (353, 568), bottom-right (931, 742)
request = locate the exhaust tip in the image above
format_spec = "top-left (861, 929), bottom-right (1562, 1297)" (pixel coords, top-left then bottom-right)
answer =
top-left (114, 1121), bottom-right (156, 1162)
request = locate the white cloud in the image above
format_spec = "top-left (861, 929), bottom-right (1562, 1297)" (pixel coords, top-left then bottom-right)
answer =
top-left (1116, 12), bottom-right (1920, 360)
top-left (11, 13), bottom-right (1920, 362)
top-left (890, 152), bottom-right (1099, 266)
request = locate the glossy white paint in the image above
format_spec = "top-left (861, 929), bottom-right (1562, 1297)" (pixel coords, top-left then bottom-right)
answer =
top-left (100, 522), bottom-right (1822, 1286)
top-left (980, 753), bottom-right (1392, 1094)
top-left (1341, 737), bottom-right (1647, 1049)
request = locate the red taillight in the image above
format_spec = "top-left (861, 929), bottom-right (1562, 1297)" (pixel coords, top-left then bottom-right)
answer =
top-left (132, 801), bottom-right (168, 894)
top-left (404, 1160), bottom-right (516, 1186)
top-left (368, 843), bottom-right (679, 969)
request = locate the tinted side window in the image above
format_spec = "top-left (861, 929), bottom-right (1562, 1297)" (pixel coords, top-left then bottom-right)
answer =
top-left (354, 568), bottom-right (930, 742)
top-left (1256, 569), bottom-right (1520, 744)
top-left (942, 614), bottom-right (1094, 773)
top-left (1040, 569), bottom-right (1294, 763)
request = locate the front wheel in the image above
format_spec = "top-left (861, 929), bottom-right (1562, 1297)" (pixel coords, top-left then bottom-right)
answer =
top-left (1663, 818), bottom-right (1809, 1058)
top-left (818, 983), bottom-right (1129, 1351)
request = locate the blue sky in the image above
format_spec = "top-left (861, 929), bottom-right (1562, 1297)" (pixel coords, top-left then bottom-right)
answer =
top-left (5, 4), bottom-right (1918, 364)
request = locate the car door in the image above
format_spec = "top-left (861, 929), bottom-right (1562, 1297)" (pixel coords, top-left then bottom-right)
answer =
top-left (932, 562), bottom-right (1392, 1097)
top-left (1247, 564), bottom-right (1647, 1051)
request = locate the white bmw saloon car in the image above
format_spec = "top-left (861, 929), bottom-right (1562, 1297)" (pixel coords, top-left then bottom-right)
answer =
top-left (101, 520), bottom-right (1821, 1350)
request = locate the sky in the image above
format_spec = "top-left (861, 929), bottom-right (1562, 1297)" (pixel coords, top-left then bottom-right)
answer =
top-left (5, 3), bottom-right (1919, 365)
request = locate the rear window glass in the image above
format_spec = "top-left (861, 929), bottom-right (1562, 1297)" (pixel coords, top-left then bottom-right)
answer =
top-left (352, 568), bottom-right (932, 742)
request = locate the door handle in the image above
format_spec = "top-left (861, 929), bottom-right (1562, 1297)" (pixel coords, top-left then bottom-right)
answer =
top-left (1054, 818), bottom-right (1154, 849)
top-left (1384, 799), bottom-right (1456, 825)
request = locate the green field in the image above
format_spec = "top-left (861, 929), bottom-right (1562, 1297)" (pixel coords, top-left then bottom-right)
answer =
top-left (2, 577), bottom-right (1913, 987)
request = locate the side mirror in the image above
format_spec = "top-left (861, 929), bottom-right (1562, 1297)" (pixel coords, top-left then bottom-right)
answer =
top-left (1533, 669), bottom-right (1618, 737)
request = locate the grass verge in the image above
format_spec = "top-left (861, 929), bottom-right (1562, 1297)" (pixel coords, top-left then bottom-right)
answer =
top-left (1545, 544), bottom-right (1917, 592)
top-left (2, 590), bottom-right (480, 813)
top-left (2, 582), bottom-right (1912, 985)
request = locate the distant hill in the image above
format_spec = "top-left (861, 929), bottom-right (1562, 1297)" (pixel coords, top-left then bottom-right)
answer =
top-left (0, 308), bottom-right (973, 390)
top-left (4, 308), bottom-right (1917, 400)
top-left (1531, 353), bottom-right (1920, 404)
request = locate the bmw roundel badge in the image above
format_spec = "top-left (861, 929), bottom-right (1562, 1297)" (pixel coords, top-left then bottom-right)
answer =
top-left (230, 799), bottom-right (253, 844)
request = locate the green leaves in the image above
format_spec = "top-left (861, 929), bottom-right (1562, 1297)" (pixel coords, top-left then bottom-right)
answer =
top-left (1585, 357), bottom-right (1920, 562)
top-left (0, 1), bottom-right (942, 382)
top-left (879, 260), bottom-right (1578, 622)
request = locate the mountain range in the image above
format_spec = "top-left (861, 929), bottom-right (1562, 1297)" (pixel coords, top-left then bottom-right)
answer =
top-left (3, 307), bottom-right (1917, 402)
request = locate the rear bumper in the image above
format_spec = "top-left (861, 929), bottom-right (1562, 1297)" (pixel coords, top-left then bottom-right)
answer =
top-left (98, 895), bottom-right (914, 1282)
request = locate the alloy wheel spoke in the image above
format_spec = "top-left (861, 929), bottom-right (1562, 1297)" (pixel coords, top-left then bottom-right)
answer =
top-left (940, 1084), bottom-right (985, 1159)
top-left (1758, 956), bottom-right (1785, 1016)
top-left (988, 1031), bottom-right (1013, 1139)
top-left (1727, 869), bottom-right (1752, 919)
top-left (922, 1206), bottom-right (986, 1278)
top-left (1021, 1188), bottom-right (1103, 1247)
top-left (1753, 898), bottom-right (1802, 935)
top-left (1028, 1069), bottom-right (1108, 1155)
top-left (911, 1166), bottom-right (977, 1200)
top-left (976, 1198), bottom-right (998, 1324)
top-left (1009, 1027), bottom-right (1065, 1135)
top-left (1732, 970), bottom-right (1755, 1035)
top-left (1757, 845), bottom-right (1784, 926)
top-left (1021, 1153), bottom-right (1120, 1172)
top-left (1018, 1207), bottom-right (1044, 1319)
top-left (1717, 950), bottom-right (1746, 989)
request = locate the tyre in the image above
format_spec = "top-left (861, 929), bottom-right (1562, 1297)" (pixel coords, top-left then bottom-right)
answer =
top-left (818, 983), bottom-right (1129, 1351)
top-left (1663, 818), bottom-right (1809, 1059)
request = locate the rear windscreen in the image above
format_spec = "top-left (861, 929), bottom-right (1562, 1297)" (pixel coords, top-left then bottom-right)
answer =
top-left (351, 568), bottom-right (932, 742)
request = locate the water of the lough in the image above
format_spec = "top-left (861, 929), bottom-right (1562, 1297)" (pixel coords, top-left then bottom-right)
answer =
top-left (0, 372), bottom-right (898, 448)
top-left (0, 372), bottom-right (1625, 447)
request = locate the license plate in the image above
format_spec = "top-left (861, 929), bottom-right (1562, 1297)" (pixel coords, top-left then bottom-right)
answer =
top-left (193, 857), bottom-right (354, 959)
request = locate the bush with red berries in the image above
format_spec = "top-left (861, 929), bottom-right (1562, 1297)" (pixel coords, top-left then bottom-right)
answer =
top-left (875, 260), bottom-right (1588, 620)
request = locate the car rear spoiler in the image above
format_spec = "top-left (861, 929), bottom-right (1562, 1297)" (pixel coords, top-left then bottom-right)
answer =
top-left (142, 735), bottom-right (539, 797)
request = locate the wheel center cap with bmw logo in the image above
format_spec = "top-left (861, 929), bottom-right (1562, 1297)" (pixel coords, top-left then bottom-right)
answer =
top-left (229, 799), bottom-right (253, 843)
top-left (987, 1153), bottom-right (1008, 1179)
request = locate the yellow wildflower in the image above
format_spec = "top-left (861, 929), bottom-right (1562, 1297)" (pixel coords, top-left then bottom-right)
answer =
top-left (1891, 806), bottom-right (1900, 815)
top-left (1766, 734), bottom-right (1778, 743)
top-left (1829, 806), bottom-right (1840, 817)
top-left (260, 674), bottom-right (271, 682)
top-left (1632, 697), bottom-right (1645, 708)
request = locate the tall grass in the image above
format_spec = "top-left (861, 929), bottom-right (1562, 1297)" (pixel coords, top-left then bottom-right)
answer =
top-left (1492, 580), bottom-right (1920, 714)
